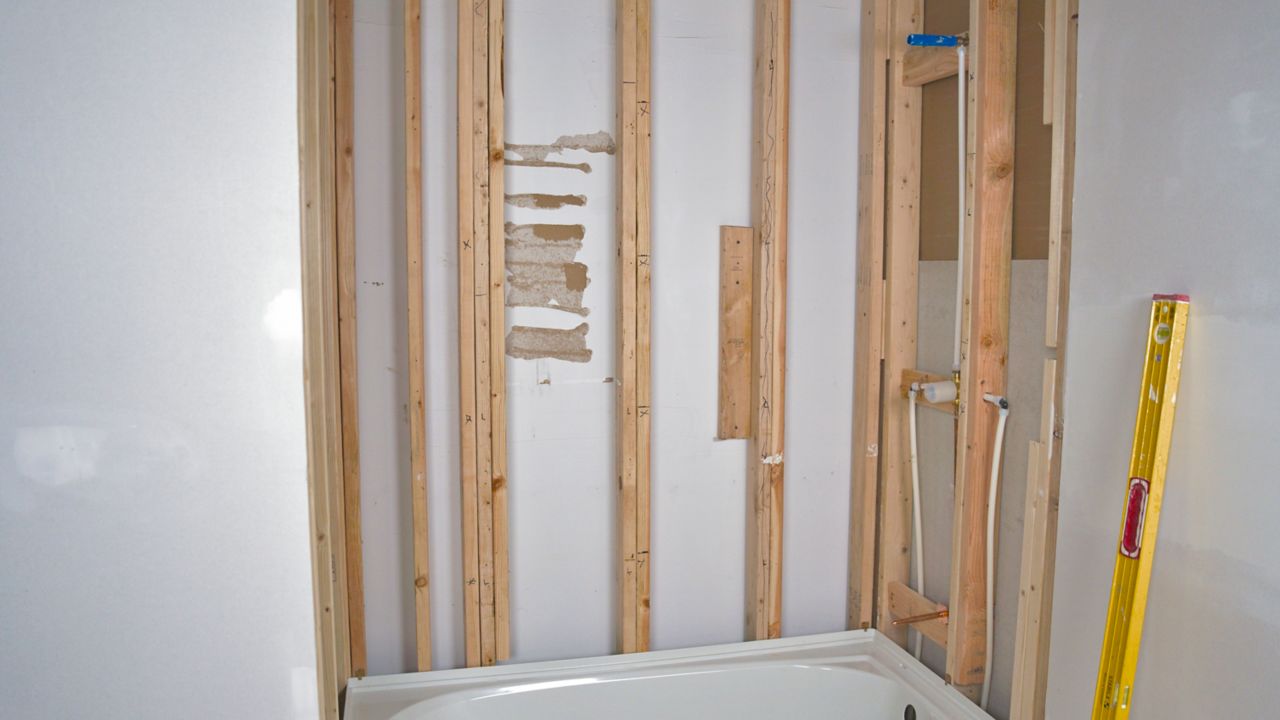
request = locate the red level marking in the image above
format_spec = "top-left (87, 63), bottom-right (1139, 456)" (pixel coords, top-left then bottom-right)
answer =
top-left (1121, 477), bottom-right (1150, 559)
top-left (1152, 293), bottom-right (1190, 303)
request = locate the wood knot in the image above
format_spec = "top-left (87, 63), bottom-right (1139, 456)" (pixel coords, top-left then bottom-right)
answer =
top-left (994, 162), bottom-right (1012, 179)
top-left (493, 475), bottom-right (506, 491)
top-left (981, 334), bottom-right (996, 349)
top-left (491, 149), bottom-right (505, 162)
top-left (415, 576), bottom-right (428, 588)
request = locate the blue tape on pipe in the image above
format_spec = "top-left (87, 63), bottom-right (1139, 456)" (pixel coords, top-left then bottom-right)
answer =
top-left (906, 33), bottom-right (959, 47)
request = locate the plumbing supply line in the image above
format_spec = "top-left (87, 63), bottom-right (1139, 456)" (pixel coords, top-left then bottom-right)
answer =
top-left (981, 393), bottom-right (1010, 711)
top-left (908, 386), bottom-right (925, 660)
top-left (953, 44), bottom-right (967, 373)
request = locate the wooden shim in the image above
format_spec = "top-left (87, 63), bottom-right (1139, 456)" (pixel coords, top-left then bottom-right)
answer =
top-left (616, 0), bottom-right (652, 654)
top-left (404, 0), bottom-right (431, 673)
top-left (745, 0), bottom-right (790, 642)
top-left (948, 0), bottom-right (1018, 698)
top-left (1044, 0), bottom-right (1077, 348)
top-left (456, 0), bottom-right (482, 669)
top-left (487, 0), bottom-right (510, 663)
top-left (875, 0), bottom-right (922, 650)
top-left (634, 0), bottom-right (653, 653)
top-left (902, 46), bottom-right (959, 87)
top-left (1042, 0), bottom-right (1055, 125)
top-left (900, 369), bottom-right (958, 416)
top-left (717, 226), bottom-right (753, 440)
top-left (888, 580), bottom-right (949, 649)
top-left (298, 0), bottom-right (348, 713)
top-left (848, 0), bottom-right (889, 633)
top-left (333, 0), bottom-right (367, 679)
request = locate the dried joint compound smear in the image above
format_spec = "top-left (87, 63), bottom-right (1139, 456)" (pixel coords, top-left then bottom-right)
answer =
top-left (505, 193), bottom-right (587, 210)
top-left (504, 131), bottom-right (616, 174)
top-left (507, 261), bottom-right (590, 316)
top-left (507, 324), bottom-right (592, 363)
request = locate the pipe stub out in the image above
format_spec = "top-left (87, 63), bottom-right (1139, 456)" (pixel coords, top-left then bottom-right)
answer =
top-left (920, 380), bottom-right (957, 405)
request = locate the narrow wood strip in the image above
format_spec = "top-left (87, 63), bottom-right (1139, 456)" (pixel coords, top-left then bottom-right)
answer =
top-left (875, 0), bottom-right (922, 650)
top-left (403, 0), bottom-right (432, 673)
top-left (848, 0), bottom-right (889, 633)
top-left (332, 0), bottom-right (367, 679)
top-left (746, 0), bottom-right (790, 641)
top-left (456, 0), bottom-right (482, 669)
top-left (616, 0), bottom-right (640, 655)
top-left (902, 46), bottom-right (959, 87)
top-left (887, 580), bottom-right (949, 648)
top-left (486, 0), bottom-right (510, 663)
top-left (633, 0), bottom-right (653, 653)
top-left (718, 226), bottom-right (754, 440)
top-left (470, 0), bottom-right (498, 668)
top-left (947, 0), bottom-right (1019, 698)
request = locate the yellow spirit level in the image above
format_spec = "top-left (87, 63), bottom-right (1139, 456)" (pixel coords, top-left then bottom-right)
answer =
top-left (1092, 294), bottom-right (1190, 720)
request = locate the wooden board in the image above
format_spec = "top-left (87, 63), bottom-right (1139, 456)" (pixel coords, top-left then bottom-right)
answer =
top-left (298, 1), bottom-right (348, 713)
top-left (332, 0), bottom-right (367, 680)
top-left (717, 226), bottom-right (753, 440)
top-left (903, 46), bottom-right (959, 87)
top-left (616, 0), bottom-right (653, 654)
top-left (457, 0), bottom-right (508, 667)
top-left (847, 0), bottom-right (889, 633)
top-left (900, 369), bottom-right (958, 416)
top-left (404, 0), bottom-right (431, 673)
top-left (745, 0), bottom-right (790, 642)
top-left (947, 0), bottom-right (1019, 699)
top-left (874, 0), bottom-right (922, 650)
top-left (888, 580), bottom-right (949, 649)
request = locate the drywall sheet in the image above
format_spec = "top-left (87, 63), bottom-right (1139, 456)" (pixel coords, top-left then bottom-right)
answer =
top-left (915, 260), bottom-right (1047, 720)
top-left (0, 2), bottom-right (318, 717)
top-left (355, 0), bottom-right (858, 673)
top-left (1047, 1), bottom-right (1280, 717)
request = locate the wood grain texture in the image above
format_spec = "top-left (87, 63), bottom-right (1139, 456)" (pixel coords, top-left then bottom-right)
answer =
top-left (902, 46), bottom-right (958, 87)
top-left (875, 0), bottom-right (922, 651)
top-left (1012, 1), bottom-right (1076, 716)
top-left (333, 0), bottom-right (367, 679)
top-left (404, 0), bottom-right (431, 673)
top-left (948, 0), bottom-right (1018, 698)
top-left (298, 0), bottom-right (348, 713)
top-left (718, 226), bottom-right (753, 440)
top-left (745, 0), bottom-right (789, 642)
top-left (888, 580), bottom-right (949, 648)
top-left (848, 0), bottom-right (889, 633)
top-left (457, 0), bottom-right (508, 667)
top-left (616, 0), bottom-right (652, 654)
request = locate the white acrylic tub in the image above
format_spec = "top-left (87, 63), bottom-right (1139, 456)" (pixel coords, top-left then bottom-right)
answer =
top-left (344, 630), bottom-right (991, 720)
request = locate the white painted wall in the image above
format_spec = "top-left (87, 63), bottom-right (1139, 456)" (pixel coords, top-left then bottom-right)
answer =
top-left (0, 3), bottom-right (318, 719)
top-left (1047, 1), bottom-right (1280, 716)
top-left (354, 0), bottom-right (858, 673)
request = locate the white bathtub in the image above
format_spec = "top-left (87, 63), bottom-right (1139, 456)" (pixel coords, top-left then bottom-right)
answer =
top-left (344, 630), bottom-right (991, 720)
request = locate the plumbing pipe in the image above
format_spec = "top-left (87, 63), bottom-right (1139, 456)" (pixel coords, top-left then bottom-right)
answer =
top-left (907, 386), bottom-right (925, 660)
top-left (953, 44), bottom-right (967, 373)
top-left (980, 393), bottom-right (1009, 711)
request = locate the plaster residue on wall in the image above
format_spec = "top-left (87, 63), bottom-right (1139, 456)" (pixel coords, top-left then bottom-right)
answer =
top-left (507, 323), bottom-right (592, 363)
top-left (505, 222), bottom-right (591, 316)
top-left (505, 130), bottom-right (616, 173)
top-left (505, 193), bottom-right (587, 210)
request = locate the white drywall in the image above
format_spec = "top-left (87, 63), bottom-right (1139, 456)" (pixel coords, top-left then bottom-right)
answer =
top-left (354, 0), bottom-right (857, 673)
top-left (916, 260), bottom-right (1047, 720)
top-left (1046, 1), bottom-right (1280, 717)
top-left (0, 2), bottom-right (318, 719)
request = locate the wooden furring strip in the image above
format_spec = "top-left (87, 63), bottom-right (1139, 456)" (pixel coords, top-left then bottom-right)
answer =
top-left (848, 0), bottom-right (889, 633)
top-left (616, 0), bottom-right (652, 654)
top-left (875, 0), bottom-right (922, 650)
top-left (902, 45), bottom-right (959, 87)
top-left (717, 226), bottom-right (753, 440)
top-left (457, 0), bottom-right (508, 668)
top-left (333, 0), bottom-right (367, 679)
top-left (947, 0), bottom-right (1019, 700)
top-left (745, 0), bottom-right (790, 642)
top-left (404, 0), bottom-right (432, 673)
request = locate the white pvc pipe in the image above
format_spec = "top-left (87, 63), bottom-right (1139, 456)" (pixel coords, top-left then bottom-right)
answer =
top-left (908, 387), bottom-right (925, 660)
top-left (953, 44), bottom-right (967, 373)
top-left (981, 394), bottom-right (1009, 711)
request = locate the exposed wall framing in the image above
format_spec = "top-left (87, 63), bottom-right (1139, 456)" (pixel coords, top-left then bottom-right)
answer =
top-left (1010, 0), bottom-right (1078, 716)
top-left (847, 0), bottom-right (889, 633)
top-left (457, 0), bottom-right (510, 667)
top-left (947, 0), bottom-right (1018, 700)
top-left (616, 0), bottom-right (653, 654)
top-left (745, 0), bottom-right (790, 642)
top-left (404, 0), bottom-right (432, 672)
top-left (298, 0), bottom-right (352, 714)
